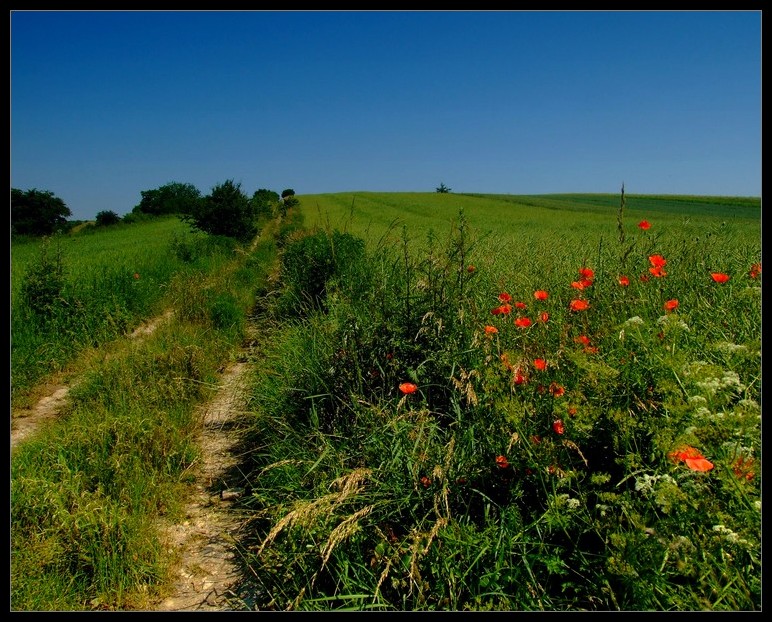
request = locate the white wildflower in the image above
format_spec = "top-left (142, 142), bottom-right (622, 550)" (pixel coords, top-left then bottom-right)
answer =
top-left (624, 316), bottom-right (644, 327)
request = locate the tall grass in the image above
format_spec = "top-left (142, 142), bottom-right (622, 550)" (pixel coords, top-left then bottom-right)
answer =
top-left (233, 194), bottom-right (760, 610)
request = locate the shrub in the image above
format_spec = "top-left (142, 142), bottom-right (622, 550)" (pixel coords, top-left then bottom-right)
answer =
top-left (95, 210), bottom-right (121, 226)
top-left (19, 236), bottom-right (68, 318)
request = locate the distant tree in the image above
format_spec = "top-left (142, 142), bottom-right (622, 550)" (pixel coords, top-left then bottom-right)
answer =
top-left (251, 188), bottom-right (280, 219)
top-left (95, 210), bottom-right (121, 226)
top-left (281, 188), bottom-right (296, 199)
top-left (11, 188), bottom-right (72, 236)
top-left (133, 182), bottom-right (201, 216)
top-left (182, 179), bottom-right (258, 241)
top-left (436, 182), bottom-right (451, 194)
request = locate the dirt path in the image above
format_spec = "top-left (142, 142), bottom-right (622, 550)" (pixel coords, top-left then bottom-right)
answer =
top-left (10, 309), bottom-right (260, 611)
top-left (152, 350), bottom-right (254, 611)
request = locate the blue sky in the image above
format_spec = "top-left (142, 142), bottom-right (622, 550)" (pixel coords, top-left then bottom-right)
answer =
top-left (11, 10), bottom-right (761, 221)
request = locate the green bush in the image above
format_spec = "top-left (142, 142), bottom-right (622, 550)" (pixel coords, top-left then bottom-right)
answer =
top-left (19, 236), bottom-right (68, 318)
top-left (279, 229), bottom-right (366, 313)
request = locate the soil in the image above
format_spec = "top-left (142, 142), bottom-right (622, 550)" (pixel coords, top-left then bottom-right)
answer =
top-left (10, 309), bottom-right (259, 611)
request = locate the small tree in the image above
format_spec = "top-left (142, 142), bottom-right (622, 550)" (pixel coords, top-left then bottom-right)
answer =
top-left (251, 188), bottom-right (280, 220)
top-left (436, 182), bottom-right (451, 194)
top-left (133, 182), bottom-right (201, 216)
top-left (11, 188), bottom-right (72, 236)
top-left (181, 179), bottom-right (258, 241)
top-left (95, 210), bottom-right (121, 226)
top-left (281, 188), bottom-right (296, 200)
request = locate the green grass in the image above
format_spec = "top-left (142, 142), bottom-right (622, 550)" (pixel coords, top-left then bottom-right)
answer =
top-left (11, 194), bottom-right (761, 611)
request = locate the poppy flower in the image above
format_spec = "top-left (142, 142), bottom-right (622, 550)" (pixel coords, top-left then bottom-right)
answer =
top-left (570, 299), bottom-right (589, 312)
top-left (552, 419), bottom-right (565, 435)
top-left (711, 272), bottom-right (730, 284)
top-left (420, 476), bottom-right (432, 488)
top-left (574, 335), bottom-right (591, 346)
top-left (514, 317), bottom-right (532, 328)
top-left (539, 311), bottom-right (549, 323)
top-left (513, 368), bottom-right (528, 385)
top-left (499, 292), bottom-right (512, 303)
top-left (495, 455), bottom-right (510, 469)
top-left (491, 303), bottom-right (512, 315)
top-left (549, 382), bottom-right (565, 397)
top-left (578, 267), bottom-right (594, 280)
top-left (663, 299), bottom-right (679, 312)
top-left (399, 382), bottom-right (418, 395)
top-left (649, 254), bottom-right (667, 268)
top-left (467, 265), bottom-right (476, 273)
top-left (638, 220), bottom-right (651, 230)
top-left (618, 275), bottom-right (630, 286)
top-left (531, 435), bottom-right (541, 445)
top-left (133, 273), bottom-right (140, 280)
top-left (669, 445), bottom-right (714, 472)
top-left (571, 281), bottom-right (587, 290)
top-left (534, 290), bottom-right (549, 301)
top-left (484, 325), bottom-right (498, 335)
top-left (515, 301), bottom-right (527, 310)
top-left (568, 406), bottom-right (578, 417)
top-left (648, 266), bottom-right (667, 278)
top-left (533, 358), bottom-right (547, 371)
top-left (749, 262), bottom-right (761, 278)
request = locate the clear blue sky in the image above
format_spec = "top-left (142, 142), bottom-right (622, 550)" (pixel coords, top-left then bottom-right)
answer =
top-left (11, 10), bottom-right (761, 221)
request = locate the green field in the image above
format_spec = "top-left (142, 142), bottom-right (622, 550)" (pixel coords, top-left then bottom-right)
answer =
top-left (11, 194), bottom-right (762, 611)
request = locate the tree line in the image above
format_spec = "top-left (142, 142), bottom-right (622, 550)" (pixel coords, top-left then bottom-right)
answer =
top-left (10, 182), bottom-right (298, 241)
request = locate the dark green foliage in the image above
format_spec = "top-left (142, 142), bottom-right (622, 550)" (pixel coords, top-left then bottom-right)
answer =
top-left (279, 229), bottom-right (366, 313)
top-left (251, 188), bottom-right (280, 220)
top-left (19, 236), bottom-right (68, 318)
top-left (436, 182), bottom-right (451, 193)
top-left (281, 188), bottom-right (296, 199)
top-left (208, 292), bottom-right (244, 332)
top-left (181, 179), bottom-right (258, 242)
top-left (11, 188), bottom-right (72, 236)
top-left (133, 182), bottom-right (201, 216)
top-left (95, 210), bottom-right (121, 227)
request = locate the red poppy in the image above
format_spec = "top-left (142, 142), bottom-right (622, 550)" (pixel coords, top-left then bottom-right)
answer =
top-left (399, 382), bottom-right (418, 395)
top-left (618, 275), bottom-right (630, 287)
top-left (567, 406), bottom-right (577, 417)
top-left (533, 358), bottom-right (547, 371)
top-left (749, 262), bottom-right (761, 278)
top-left (514, 301), bottom-right (527, 309)
top-left (420, 476), bottom-right (432, 488)
top-left (499, 292), bottom-right (512, 303)
top-left (571, 281), bottom-right (587, 290)
top-left (584, 346), bottom-right (599, 354)
top-left (711, 272), bottom-right (730, 283)
top-left (570, 299), bottom-right (590, 312)
top-left (484, 325), bottom-right (498, 335)
top-left (663, 299), bottom-right (679, 312)
top-left (549, 382), bottom-right (565, 397)
top-left (534, 290), bottom-right (549, 301)
top-left (133, 273), bottom-right (140, 280)
top-left (467, 265), bottom-right (476, 273)
top-left (578, 267), bottom-right (594, 280)
top-left (669, 445), bottom-right (714, 472)
top-left (514, 317), bottom-right (532, 328)
top-left (574, 335), bottom-right (591, 346)
top-left (649, 255), bottom-right (667, 268)
top-left (531, 435), bottom-right (542, 445)
top-left (638, 220), bottom-right (651, 230)
top-left (539, 311), bottom-right (549, 323)
top-left (648, 265), bottom-right (667, 278)
top-left (495, 455), bottom-right (510, 469)
top-left (491, 303), bottom-right (512, 315)
top-left (513, 368), bottom-right (528, 385)
top-left (552, 419), bottom-right (565, 435)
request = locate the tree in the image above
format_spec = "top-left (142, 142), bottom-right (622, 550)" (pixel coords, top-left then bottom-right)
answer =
top-left (251, 188), bottom-right (280, 219)
top-left (181, 179), bottom-right (258, 241)
top-left (133, 182), bottom-right (201, 216)
top-left (281, 188), bottom-right (296, 199)
top-left (11, 188), bottom-right (72, 236)
top-left (95, 210), bottom-right (121, 226)
top-left (436, 182), bottom-right (451, 194)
